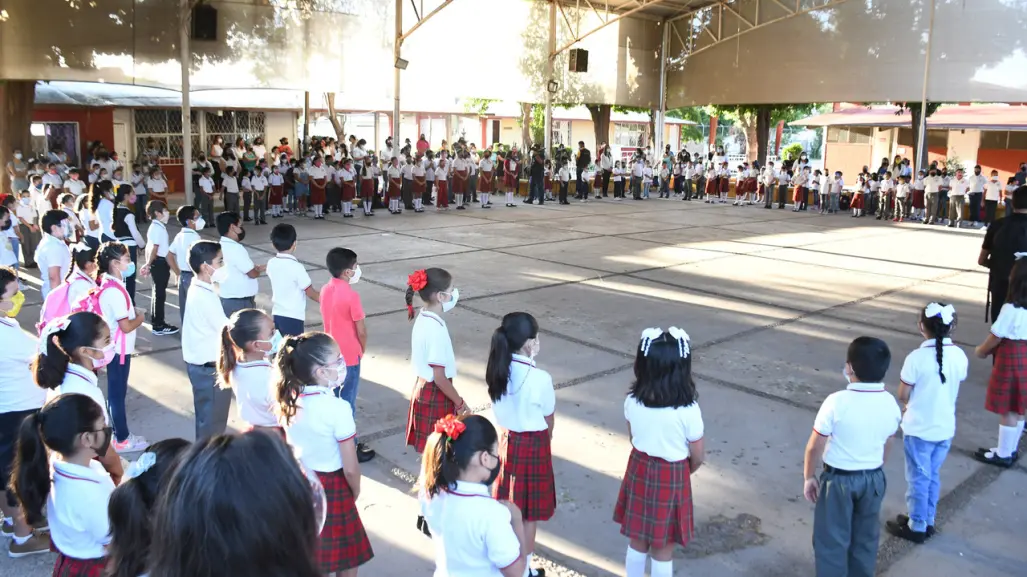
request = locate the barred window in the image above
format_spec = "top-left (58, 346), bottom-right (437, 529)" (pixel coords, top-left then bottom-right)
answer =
top-left (134, 109), bottom-right (200, 162)
top-left (205, 111), bottom-right (266, 151)
top-left (614, 123), bottom-right (647, 147)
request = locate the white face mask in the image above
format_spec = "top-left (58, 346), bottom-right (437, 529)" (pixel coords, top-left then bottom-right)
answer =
top-left (14, 153), bottom-right (22, 160)
top-left (348, 265), bottom-right (361, 284)
top-left (441, 287), bottom-right (460, 313)
top-left (528, 336), bottom-right (541, 359)
top-left (842, 365), bottom-right (851, 384)
top-left (320, 362), bottom-right (347, 388)
top-left (210, 265), bottom-right (228, 283)
top-left (193, 217), bottom-right (205, 230)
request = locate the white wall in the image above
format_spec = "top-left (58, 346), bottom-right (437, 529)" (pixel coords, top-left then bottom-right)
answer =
top-left (871, 128), bottom-right (896, 166)
top-left (265, 111), bottom-right (297, 151)
top-left (947, 129), bottom-right (981, 168)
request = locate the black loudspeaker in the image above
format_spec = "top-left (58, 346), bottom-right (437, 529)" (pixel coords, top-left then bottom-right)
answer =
top-left (192, 5), bottom-right (218, 41)
top-left (569, 48), bottom-right (588, 73)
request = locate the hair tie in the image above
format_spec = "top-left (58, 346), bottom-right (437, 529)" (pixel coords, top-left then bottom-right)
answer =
top-left (1015, 252), bottom-right (1027, 261)
top-left (407, 304), bottom-right (415, 316)
top-left (123, 452), bottom-right (157, 481)
top-left (924, 302), bottom-right (956, 325)
top-left (639, 327), bottom-right (663, 357)
top-left (433, 414), bottom-right (465, 440)
top-left (38, 317), bottom-right (71, 356)
top-left (667, 326), bottom-right (692, 358)
top-left (407, 269), bottom-right (428, 291)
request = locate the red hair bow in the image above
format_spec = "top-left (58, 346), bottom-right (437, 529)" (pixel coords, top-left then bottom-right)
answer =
top-left (408, 269), bottom-right (428, 291)
top-left (434, 414), bottom-right (466, 440)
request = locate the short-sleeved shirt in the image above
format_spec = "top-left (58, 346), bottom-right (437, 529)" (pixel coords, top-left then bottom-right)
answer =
top-left (63, 179), bottom-right (87, 197)
top-left (266, 253), bottom-right (311, 321)
top-left (36, 233), bottom-right (71, 299)
top-left (411, 310), bottom-right (456, 380)
top-left (492, 354), bottom-right (555, 433)
top-left (182, 279), bottom-right (228, 365)
top-left (283, 385), bottom-right (355, 472)
top-left (320, 277), bottom-right (365, 367)
top-left (198, 176), bottom-right (215, 193)
top-left (230, 360), bottom-right (277, 427)
top-left (0, 227), bottom-right (16, 266)
top-left (49, 364), bottom-right (110, 424)
top-left (146, 220), bottom-right (170, 259)
top-left (0, 318), bottom-right (45, 413)
top-left (169, 228), bottom-right (201, 271)
top-left (900, 338), bottom-right (967, 442)
top-left (420, 481), bottom-right (522, 577)
top-left (982, 213), bottom-right (1027, 292)
top-left (812, 383), bottom-right (900, 471)
top-left (624, 396), bottom-right (703, 462)
top-left (48, 459), bottom-right (114, 560)
top-left (217, 237), bottom-right (258, 298)
top-left (991, 303), bottom-right (1027, 340)
top-left (96, 198), bottom-right (115, 239)
top-left (98, 274), bottom-right (136, 355)
top-left (65, 269), bottom-right (94, 311)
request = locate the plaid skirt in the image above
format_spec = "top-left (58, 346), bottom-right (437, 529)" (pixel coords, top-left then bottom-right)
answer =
top-left (493, 429), bottom-right (556, 522)
top-left (613, 448), bottom-right (694, 548)
top-left (315, 469), bottom-right (374, 572)
top-left (342, 182), bottom-right (356, 201)
top-left (405, 380), bottom-right (455, 452)
top-left (479, 173), bottom-right (493, 192)
top-left (504, 173), bottom-right (518, 188)
top-left (705, 178), bottom-right (717, 195)
top-left (360, 178), bottom-right (374, 199)
top-left (388, 181), bottom-right (402, 199)
top-left (454, 171), bottom-right (468, 193)
top-left (269, 185), bottom-right (283, 204)
top-left (52, 553), bottom-right (106, 577)
top-left (986, 339), bottom-right (1027, 415)
top-left (310, 179), bottom-right (326, 204)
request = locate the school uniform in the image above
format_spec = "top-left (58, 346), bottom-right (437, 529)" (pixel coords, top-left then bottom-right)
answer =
top-left (923, 175), bottom-right (942, 223)
top-left (558, 165), bottom-right (571, 204)
top-left (983, 177), bottom-right (1002, 225)
top-left (612, 167), bottom-right (624, 198)
top-left (968, 173), bottom-right (987, 223)
top-left (898, 338), bottom-right (967, 533)
top-left (614, 395), bottom-right (703, 548)
top-left (985, 303), bottom-right (1027, 416)
top-left (401, 163), bottom-right (416, 210)
top-left (284, 386), bottom-right (373, 572)
top-left (48, 460), bottom-right (114, 577)
top-left (434, 165), bottom-right (449, 209)
top-left (63, 178), bottom-right (87, 198)
top-left (169, 226), bottom-right (200, 318)
top-left (492, 354), bottom-right (556, 521)
top-left (14, 199), bottom-right (40, 267)
top-left (793, 171), bottom-right (809, 210)
top-left (947, 177), bottom-right (969, 227)
top-left (145, 220), bottom-right (172, 330)
top-left (0, 318), bottom-right (45, 510)
top-left (95, 273), bottom-right (136, 444)
top-left (182, 278), bottom-right (232, 440)
top-left (386, 165), bottom-right (403, 202)
top-left (229, 359), bottom-right (278, 429)
top-left (452, 158), bottom-right (469, 196)
top-left (36, 232), bottom-right (71, 300)
top-left (217, 236), bottom-right (258, 315)
top-left (894, 183), bottom-right (910, 220)
top-left (631, 161), bottom-right (645, 200)
top-left (266, 253), bottom-right (311, 336)
top-left (405, 310), bottom-right (457, 452)
top-left (308, 163), bottom-right (327, 207)
top-left (705, 167), bottom-right (718, 202)
top-left (811, 382), bottom-right (900, 577)
top-left (197, 175), bottom-right (216, 223)
top-left (423, 158), bottom-right (436, 205)
top-left (420, 480), bottom-right (523, 576)
top-left (222, 175), bottom-right (240, 214)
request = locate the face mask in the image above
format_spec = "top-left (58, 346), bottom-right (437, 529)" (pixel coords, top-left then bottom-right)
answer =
top-left (85, 342), bottom-right (117, 369)
top-left (14, 153), bottom-right (22, 160)
top-left (484, 453), bottom-right (501, 486)
top-left (90, 426), bottom-right (113, 458)
top-left (528, 336), bottom-right (541, 359)
top-left (842, 365), bottom-right (851, 384)
top-left (2, 290), bottom-right (25, 317)
top-left (236, 227), bottom-right (247, 243)
top-left (193, 217), bottom-right (205, 230)
top-left (348, 266), bottom-right (362, 284)
top-left (321, 362), bottom-right (347, 388)
top-left (441, 287), bottom-right (459, 313)
top-left (211, 265), bottom-right (229, 284)
top-left (159, 212), bottom-right (170, 224)
top-left (121, 262), bottom-right (136, 278)
top-left (255, 330), bottom-right (284, 356)
top-left (20, 198), bottom-right (30, 206)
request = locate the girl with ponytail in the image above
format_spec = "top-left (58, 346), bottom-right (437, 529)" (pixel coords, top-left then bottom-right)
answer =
top-left (217, 308), bottom-right (281, 430)
top-left (274, 332), bottom-right (374, 575)
top-left (11, 393), bottom-right (114, 576)
top-left (404, 267), bottom-right (467, 461)
top-left (485, 312), bottom-right (556, 577)
top-left (419, 414), bottom-right (528, 577)
top-left (106, 438), bottom-right (191, 577)
top-left (887, 302), bottom-right (967, 543)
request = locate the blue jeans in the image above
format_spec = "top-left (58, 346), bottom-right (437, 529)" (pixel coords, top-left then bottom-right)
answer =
top-left (8, 238), bottom-right (19, 274)
top-left (273, 315), bottom-right (305, 337)
top-left (106, 354), bottom-right (132, 442)
top-left (333, 361), bottom-right (361, 443)
top-left (904, 435), bottom-right (952, 531)
top-left (529, 175), bottom-right (544, 203)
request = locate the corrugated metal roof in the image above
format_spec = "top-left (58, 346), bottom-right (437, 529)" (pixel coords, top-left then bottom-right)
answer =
top-left (791, 104), bottom-right (1027, 131)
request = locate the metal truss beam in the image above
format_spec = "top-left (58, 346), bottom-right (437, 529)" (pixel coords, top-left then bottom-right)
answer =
top-left (551, 0), bottom-right (675, 56)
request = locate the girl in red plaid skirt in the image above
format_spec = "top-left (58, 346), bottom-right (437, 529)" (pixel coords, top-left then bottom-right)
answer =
top-left (614, 328), bottom-right (705, 577)
top-left (974, 258), bottom-right (1027, 468)
top-left (276, 332), bottom-right (374, 576)
top-left (486, 312), bottom-right (556, 577)
top-left (11, 394), bottom-right (114, 577)
top-left (419, 414), bottom-right (529, 577)
top-left (106, 438), bottom-right (191, 577)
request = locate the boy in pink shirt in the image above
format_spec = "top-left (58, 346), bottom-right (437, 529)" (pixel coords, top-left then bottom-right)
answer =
top-left (320, 247), bottom-right (375, 462)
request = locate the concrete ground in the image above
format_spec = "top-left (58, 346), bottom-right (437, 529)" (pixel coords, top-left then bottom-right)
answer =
top-left (5, 197), bottom-right (1026, 576)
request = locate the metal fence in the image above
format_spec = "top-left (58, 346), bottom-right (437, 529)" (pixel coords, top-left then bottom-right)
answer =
top-left (132, 109), bottom-right (265, 163)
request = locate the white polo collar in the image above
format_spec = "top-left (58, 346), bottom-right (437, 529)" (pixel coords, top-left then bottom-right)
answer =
top-left (274, 253), bottom-right (298, 262)
top-left (845, 382), bottom-right (886, 393)
top-left (300, 385), bottom-right (332, 397)
top-left (191, 279), bottom-right (215, 292)
top-left (449, 480), bottom-right (491, 498)
top-left (66, 364), bottom-right (99, 387)
top-left (512, 353), bottom-right (535, 368)
top-left (52, 460), bottom-right (106, 484)
top-left (919, 338), bottom-right (953, 348)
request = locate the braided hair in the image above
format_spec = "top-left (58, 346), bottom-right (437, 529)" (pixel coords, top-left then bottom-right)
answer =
top-left (921, 303), bottom-right (957, 384)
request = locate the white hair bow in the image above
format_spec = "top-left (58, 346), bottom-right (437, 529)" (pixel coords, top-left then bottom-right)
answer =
top-left (667, 326), bottom-right (692, 358)
top-left (924, 302), bottom-right (956, 325)
top-left (123, 452), bottom-right (157, 481)
top-left (1015, 252), bottom-right (1027, 261)
top-left (640, 328), bottom-right (663, 357)
top-left (38, 317), bottom-right (71, 356)
top-left (69, 242), bottom-right (90, 253)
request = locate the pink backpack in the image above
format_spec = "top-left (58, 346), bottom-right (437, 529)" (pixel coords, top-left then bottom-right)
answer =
top-left (36, 282), bottom-right (75, 335)
top-left (71, 277), bottom-right (132, 365)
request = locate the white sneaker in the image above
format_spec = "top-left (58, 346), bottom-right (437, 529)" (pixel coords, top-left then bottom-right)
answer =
top-left (113, 434), bottom-right (150, 454)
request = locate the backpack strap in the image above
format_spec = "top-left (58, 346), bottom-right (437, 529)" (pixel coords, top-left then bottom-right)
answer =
top-left (98, 278), bottom-right (133, 364)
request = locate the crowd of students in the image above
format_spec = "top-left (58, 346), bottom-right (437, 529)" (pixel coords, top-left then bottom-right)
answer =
top-left (1, 143), bottom-right (1026, 577)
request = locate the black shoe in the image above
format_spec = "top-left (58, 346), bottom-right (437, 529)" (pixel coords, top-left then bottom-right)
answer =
top-left (973, 447), bottom-right (1016, 467)
top-left (244, 217), bottom-right (252, 222)
top-left (456, 205), bottom-right (466, 210)
top-left (425, 201), bottom-right (433, 206)
top-left (895, 514), bottom-right (935, 538)
top-left (356, 442), bottom-right (376, 463)
top-left (885, 519), bottom-right (927, 544)
top-left (529, 569), bottom-right (546, 577)
top-left (416, 514), bottom-right (432, 538)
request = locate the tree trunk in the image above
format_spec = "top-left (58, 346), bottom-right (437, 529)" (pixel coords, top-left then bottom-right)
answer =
top-left (755, 105), bottom-right (771, 168)
top-left (325, 92), bottom-right (345, 140)
top-left (519, 102), bottom-right (533, 150)
top-left (910, 105), bottom-right (927, 172)
top-left (741, 118), bottom-right (757, 163)
top-left (0, 80), bottom-right (35, 197)
top-left (648, 108), bottom-right (656, 150)
top-left (587, 104), bottom-right (611, 155)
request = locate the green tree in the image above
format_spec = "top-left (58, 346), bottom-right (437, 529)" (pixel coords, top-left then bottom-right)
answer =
top-left (666, 106), bottom-right (710, 146)
top-left (709, 104), bottom-right (820, 166)
top-left (895, 101), bottom-right (942, 171)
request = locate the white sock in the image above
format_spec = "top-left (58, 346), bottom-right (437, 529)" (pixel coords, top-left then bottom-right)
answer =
top-left (506, 192), bottom-right (514, 204)
top-left (456, 194), bottom-right (463, 206)
top-left (651, 559), bottom-right (673, 577)
top-left (483, 193), bottom-right (490, 205)
top-left (625, 547), bottom-right (647, 577)
top-left (524, 553), bottom-right (534, 577)
top-left (12, 533), bottom-right (31, 545)
top-left (998, 424), bottom-right (1019, 458)
top-left (1017, 419), bottom-right (1025, 437)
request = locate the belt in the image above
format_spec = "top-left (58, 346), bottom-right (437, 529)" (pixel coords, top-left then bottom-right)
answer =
top-left (823, 464), bottom-right (881, 475)
top-left (202, 362), bottom-right (216, 368)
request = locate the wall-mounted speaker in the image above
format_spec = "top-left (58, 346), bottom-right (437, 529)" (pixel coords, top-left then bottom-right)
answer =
top-left (192, 5), bottom-right (218, 41)
top-left (569, 48), bottom-right (588, 73)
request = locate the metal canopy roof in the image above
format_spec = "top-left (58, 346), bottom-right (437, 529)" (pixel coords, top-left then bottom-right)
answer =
top-left (555, 0), bottom-right (716, 21)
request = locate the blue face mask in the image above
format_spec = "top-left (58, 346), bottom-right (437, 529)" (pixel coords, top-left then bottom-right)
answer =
top-left (123, 262), bottom-right (136, 278)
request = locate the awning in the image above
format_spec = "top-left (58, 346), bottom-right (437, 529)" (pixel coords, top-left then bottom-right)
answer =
top-left (791, 104), bottom-right (1027, 131)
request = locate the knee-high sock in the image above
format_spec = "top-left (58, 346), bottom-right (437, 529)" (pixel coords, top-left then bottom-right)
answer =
top-left (482, 192), bottom-right (490, 206)
top-left (998, 424), bottom-right (1019, 458)
top-left (506, 192), bottom-right (514, 204)
top-left (455, 194), bottom-right (463, 206)
top-left (650, 559), bottom-right (672, 577)
top-left (625, 547), bottom-right (646, 577)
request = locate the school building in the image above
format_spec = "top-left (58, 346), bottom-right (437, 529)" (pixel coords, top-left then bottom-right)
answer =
top-left (792, 104), bottom-right (1027, 181)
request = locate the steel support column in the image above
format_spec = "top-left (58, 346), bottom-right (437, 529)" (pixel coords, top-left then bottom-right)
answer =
top-left (544, 0), bottom-right (556, 156)
top-left (655, 19), bottom-right (669, 154)
top-left (180, 0), bottom-right (193, 204)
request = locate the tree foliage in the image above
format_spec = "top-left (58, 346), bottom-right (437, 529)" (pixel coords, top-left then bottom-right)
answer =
top-left (705, 104), bottom-right (820, 166)
top-left (463, 98), bottom-right (498, 116)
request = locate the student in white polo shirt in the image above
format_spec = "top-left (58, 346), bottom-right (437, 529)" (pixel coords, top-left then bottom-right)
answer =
top-left (143, 200), bottom-right (178, 336)
top-left (804, 336), bottom-right (901, 577)
top-left (215, 211), bottom-right (264, 317)
top-left (10, 394), bottom-right (115, 576)
top-left (181, 240), bottom-right (232, 440)
top-left (419, 414), bottom-right (527, 577)
top-left (197, 167), bottom-right (216, 226)
top-left (266, 224), bottom-right (319, 337)
top-left (885, 303), bottom-right (966, 544)
top-left (947, 168), bottom-right (970, 228)
top-left (275, 332), bottom-right (373, 574)
top-left (486, 312), bottom-right (556, 577)
top-left (217, 308), bottom-right (280, 432)
top-left (168, 205), bottom-right (203, 321)
top-left (62, 168), bottom-right (87, 198)
top-left (34, 210), bottom-right (71, 300)
top-left (0, 266), bottom-right (50, 556)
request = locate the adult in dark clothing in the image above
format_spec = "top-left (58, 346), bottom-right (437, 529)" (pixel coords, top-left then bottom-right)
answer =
top-left (980, 186), bottom-right (1027, 322)
top-left (599, 142), bottom-right (613, 198)
top-left (575, 141), bottom-right (591, 199)
top-left (1014, 162), bottom-right (1026, 187)
top-left (527, 148), bottom-right (545, 205)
